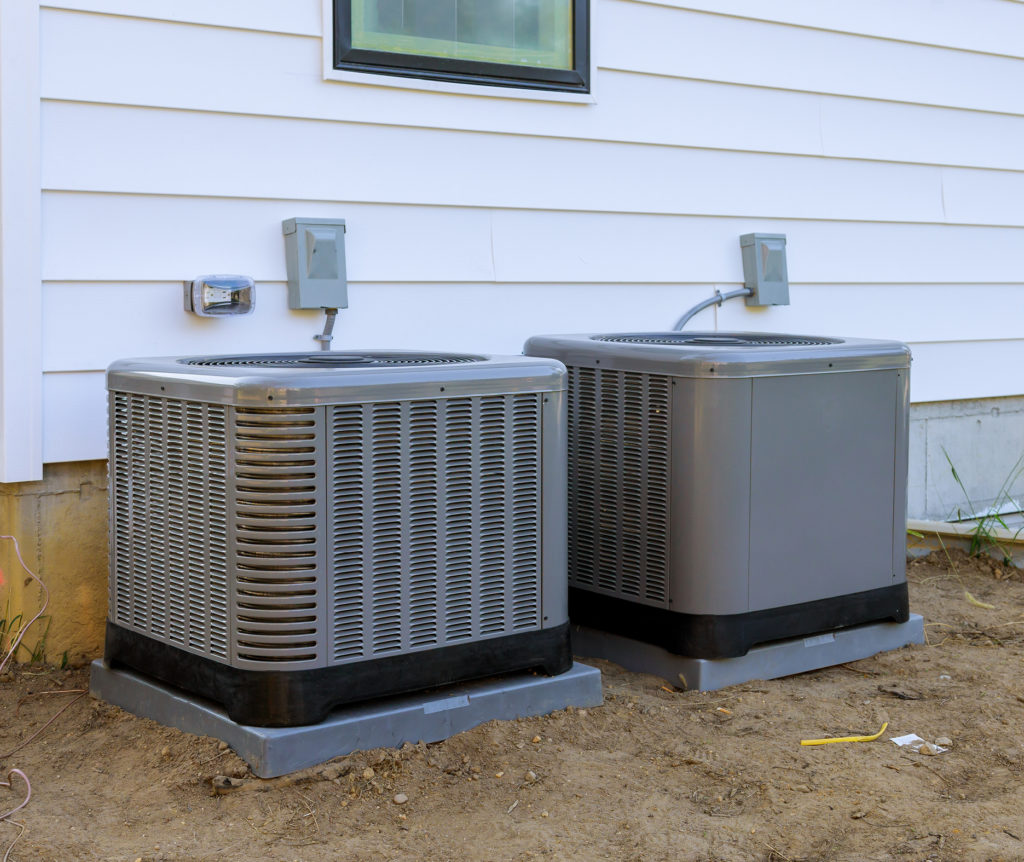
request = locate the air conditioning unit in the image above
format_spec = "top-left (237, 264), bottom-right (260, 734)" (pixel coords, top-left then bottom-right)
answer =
top-left (105, 351), bottom-right (570, 727)
top-left (523, 332), bottom-right (911, 659)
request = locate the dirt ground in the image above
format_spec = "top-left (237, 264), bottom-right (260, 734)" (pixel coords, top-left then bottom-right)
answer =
top-left (2, 548), bottom-right (1024, 862)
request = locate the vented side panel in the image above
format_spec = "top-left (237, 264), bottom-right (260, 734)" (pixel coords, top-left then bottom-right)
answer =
top-left (327, 394), bottom-right (544, 665)
top-left (109, 392), bottom-right (230, 660)
top-left (229, 407), bottom-right (326, 668)
top-left (567, 368), bottom-right (671, 607)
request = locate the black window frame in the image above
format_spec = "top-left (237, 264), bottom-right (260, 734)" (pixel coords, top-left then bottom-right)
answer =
top-left (333, 0), bottom-right (590, 94)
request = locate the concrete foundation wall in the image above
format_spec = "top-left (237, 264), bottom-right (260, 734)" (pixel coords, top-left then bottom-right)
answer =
top-left (0, 461), bottom-right (107, 665)
top-left (909, 395), bottom-right (1024, 522)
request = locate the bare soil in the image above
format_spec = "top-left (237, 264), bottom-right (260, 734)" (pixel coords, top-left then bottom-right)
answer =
top-left (2, 549), bottom-right (1024, 862)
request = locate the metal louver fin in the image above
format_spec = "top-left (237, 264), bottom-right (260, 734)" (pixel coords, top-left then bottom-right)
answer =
top-left (231, 407), bottom-right (324, 665)
top-left (566, 368), bottom-right (670, 606)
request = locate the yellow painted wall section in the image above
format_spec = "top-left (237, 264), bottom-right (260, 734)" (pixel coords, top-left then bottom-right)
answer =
top-left (0, 461), bottom-right (107, 666)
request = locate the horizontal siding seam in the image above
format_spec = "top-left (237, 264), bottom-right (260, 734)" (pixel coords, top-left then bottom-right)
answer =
top-left (599, 67), bottom-right (1024, 122)
top-left (39, 280), bottom-right (1024, 290)
top-left (39, 4), bottom-right (320, 39)
top-left (35, 187), bottom-right (1024, 230)
top-left (42, 1), bottom-right (1024, 63)
top-left (616, 0), bottom-right (1024, 63)
top-left (38, 96), bottom-right (1024, 175)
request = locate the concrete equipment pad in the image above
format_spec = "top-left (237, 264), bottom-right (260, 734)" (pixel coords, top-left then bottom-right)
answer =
top-left (90, 661), bottom-right (602, 778)
top-left (571, 614), bottom-right (924, 692)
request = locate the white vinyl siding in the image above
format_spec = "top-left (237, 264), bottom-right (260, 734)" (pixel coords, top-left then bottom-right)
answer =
top-left (33, 0), bottom-right (1024, 464)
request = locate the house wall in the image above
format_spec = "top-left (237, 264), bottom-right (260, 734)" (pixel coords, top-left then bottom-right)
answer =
top-left (35, 1), bottom-right (1024, 472)
top-left (5, 0), bottom-right (1024, 659)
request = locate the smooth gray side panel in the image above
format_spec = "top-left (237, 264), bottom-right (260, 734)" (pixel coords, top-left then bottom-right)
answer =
top-left (670, 377), bottom-right (752, 615)
top-left (541, 390), bottom-right (569, 627)
top-left (892, 368), bottom-right (910, 581)
top-left (748, 370), bottom-right (898, 610)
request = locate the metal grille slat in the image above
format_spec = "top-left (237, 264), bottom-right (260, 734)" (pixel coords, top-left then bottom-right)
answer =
top-left (442, 399), bottom-right (474, 642)
top-left (408, 401), bottom-right (440, 647)
top-left (108, 394), bottom-right (230, 659)
top-left (370, 402), bottom-right (403, 654)
top-left (568, 369), bottom-right (598, 588)
top-left (566, 367), bottom-right (671, 607)
top-left (511, 395), bottom-right (542, 629)
top-left (110, 394), bottom-right (132, 626)
top-left (329, 405), bottom-right (365, 660)
top-left (230, 407), bottom-right (324, 666)
top-left (327, 393), bottom-right (544, 664)
top-left (478, 396), bottom-right (509, 634)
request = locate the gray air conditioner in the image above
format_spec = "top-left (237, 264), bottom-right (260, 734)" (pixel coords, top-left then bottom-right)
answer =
top-left (522, 332), bottom-right (911, 659)
top-left (105, 351), bottom-right (570, 727)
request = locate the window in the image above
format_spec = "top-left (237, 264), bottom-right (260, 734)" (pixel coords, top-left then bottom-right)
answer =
top-left (334, 0), bottom-right (589, 93)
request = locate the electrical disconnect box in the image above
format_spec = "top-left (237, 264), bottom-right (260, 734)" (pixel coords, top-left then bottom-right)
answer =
top-left (740, 233), bottom-right (789, 307)
top-left (282, 218), bottom-right (348, 310)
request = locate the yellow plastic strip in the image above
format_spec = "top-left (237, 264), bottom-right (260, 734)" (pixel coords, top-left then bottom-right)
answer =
top-left (800, 721), bottom-right (889, 747)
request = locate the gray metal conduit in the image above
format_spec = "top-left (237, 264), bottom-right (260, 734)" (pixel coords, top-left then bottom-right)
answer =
top-left (673, 287), bottom-right (753, 331)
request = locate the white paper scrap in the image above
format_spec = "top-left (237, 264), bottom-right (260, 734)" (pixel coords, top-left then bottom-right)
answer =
top-left (890, 733), bottom-right (947, 753)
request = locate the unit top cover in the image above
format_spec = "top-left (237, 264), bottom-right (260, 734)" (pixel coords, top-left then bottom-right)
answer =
top-left (108, 351), bottom-right (566, 405)
top-left (523, 331), bottom-right (910, 378)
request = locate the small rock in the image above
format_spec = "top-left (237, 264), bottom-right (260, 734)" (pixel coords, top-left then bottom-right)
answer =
top-left (393, 793), bottom-right (408, 805)
top-left (320, 764), bottom-right (346, 781)
top-left (495, 771), bottom-right (505, 778)
top-left (919, 742), bottom-right (939, 756)
top-left (794, 784), bottom-right (811, 793)
top-left (470, 765), bottom-right (481, 774)
top-left (525, 770), bottom-right (538, 783)
top-left (935, 737), bottom-right (953, 747)
top-left (850, 810), bottom-right (867, 820)
top-left (541, 810), bottom-right (549, 818)
top-left (211, 775), bottom-right (245, 792)
top-left (532, 735), bottom-right (542, 743)
top-left (577, 710), bottom-right (587, 717)
top-left (362, 767), bottom-right (375, 780)
top-left (160, 746), bottom-right (171, 758)
top-left (218, 741), bottom-right (229, 751)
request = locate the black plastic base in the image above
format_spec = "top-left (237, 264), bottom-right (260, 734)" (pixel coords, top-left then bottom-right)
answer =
top-left (104, 622), bottom-right (573, 727)
top-left (568, 583), bottom-right (910, 659)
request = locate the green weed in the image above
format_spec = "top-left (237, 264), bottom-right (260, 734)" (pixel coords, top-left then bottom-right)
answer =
top-left (943, 447), bottom-right (1024, 563)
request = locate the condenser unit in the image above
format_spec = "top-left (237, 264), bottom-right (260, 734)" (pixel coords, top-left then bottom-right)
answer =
top-left (105, 351), bottom-right (570, 727)
top-left (523, 332), bottom-right (911, 660)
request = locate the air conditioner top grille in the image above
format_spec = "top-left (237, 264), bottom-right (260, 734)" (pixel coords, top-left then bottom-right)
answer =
top-left (592, 333), bottom-right (842, 347)
top-left (181, 352), bottom-right (483, 368)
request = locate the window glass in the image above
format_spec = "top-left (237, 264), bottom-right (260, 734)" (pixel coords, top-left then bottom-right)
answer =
top-left (351, 0), bottom-right (573, 70)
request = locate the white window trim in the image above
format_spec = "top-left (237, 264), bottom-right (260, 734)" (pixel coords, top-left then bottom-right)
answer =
top-left (0, 0), bottom-right (43, 482)
top-left (320, 0), bottom-right (598, 104)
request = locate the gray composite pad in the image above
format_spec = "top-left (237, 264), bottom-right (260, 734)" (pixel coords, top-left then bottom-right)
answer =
top-left (90, 661), bottom-right (602, 778)
top-left (571, 615), bottom-right (924, 692)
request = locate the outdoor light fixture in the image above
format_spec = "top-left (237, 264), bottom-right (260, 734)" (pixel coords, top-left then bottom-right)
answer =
top-left (183, 275), bottom-right (255, 316)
